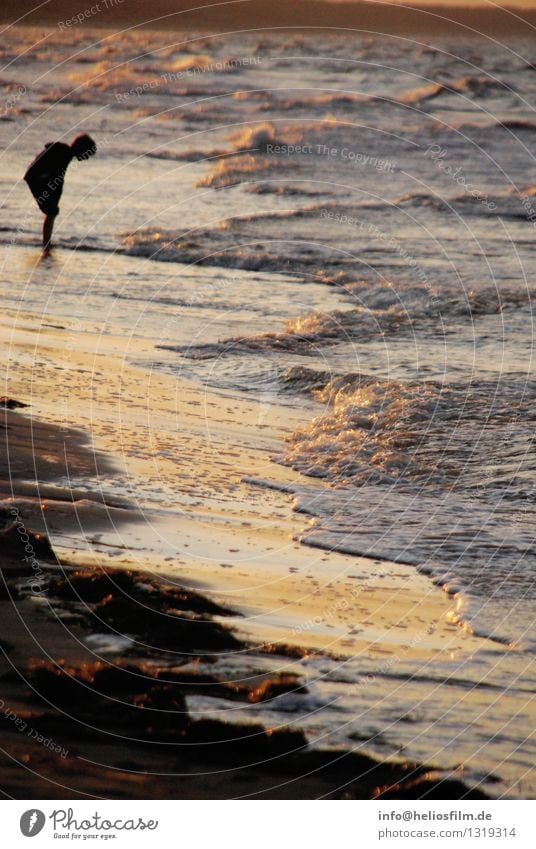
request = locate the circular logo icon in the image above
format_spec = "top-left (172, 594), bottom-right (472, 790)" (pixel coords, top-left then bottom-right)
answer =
top-left (20, 810), bottom-right (46, 837)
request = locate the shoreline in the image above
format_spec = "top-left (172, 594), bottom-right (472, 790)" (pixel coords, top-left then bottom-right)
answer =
top-left (0, 304), bottom-right (493, 662)
top-left (0, 302), bottom-right (497, 798)
top-left (0, 407), bottom-right (487, 799)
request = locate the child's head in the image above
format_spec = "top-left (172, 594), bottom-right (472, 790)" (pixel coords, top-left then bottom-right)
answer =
top-left (70, 134), bottom-right (97, 161)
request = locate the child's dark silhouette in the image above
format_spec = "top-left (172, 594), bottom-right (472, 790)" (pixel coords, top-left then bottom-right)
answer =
top-left (24, 134), bottom-right (97, 252)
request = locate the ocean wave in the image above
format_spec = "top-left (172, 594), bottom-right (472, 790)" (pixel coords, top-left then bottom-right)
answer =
top-left (274, 362), bottom-right (536, 646)
top-left (283, 374), bottom-right (536, 491)
top-left (280, 365), bottom-right (334, 395)
top-left (395, 74), bottom-right (513, 106)
top-left (244, 183), bottom-right (325, 197)
top-left (195, 122), bottom-right (308, 189)
top-left (157, 303), bottom-right (421, 359)
top-left (342, 280), bottom-right (533, 316)
top-left (122, 225), bottom-right (309, 271)
top-left (122, 185), bottom-right (536, 287)
top-left (156, 280), bottom-right (533, 361)
top-left (38, 88), bottom-right (97, 105)
top-left (164, 54), bottom-right (242, 75)
top-left (228, 122), bottom-right (281, 152)
top-left (395, 190), bottom-right (536, 221)
top-left (195, 153), bottom-right (287, 190)
top-left (263, 92), bottom-right (367, 112)
top-left (281, 366), bottom-right (536, 640)
top-left (498, 119), bottom-right (536, 131)
top-left (249, 74), bottom-right (511, 115)
top-left (144, 148), bottom-right (226, 162)
top-left (293, 483), bottom-right (536, 647)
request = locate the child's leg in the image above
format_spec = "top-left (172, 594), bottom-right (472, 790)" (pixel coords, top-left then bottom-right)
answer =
top-left (42, 214), bottom-right (54, 251)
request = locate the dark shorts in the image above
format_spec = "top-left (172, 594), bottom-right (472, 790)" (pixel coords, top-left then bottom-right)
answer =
top-left (36, 195), bottom-right (60, 217)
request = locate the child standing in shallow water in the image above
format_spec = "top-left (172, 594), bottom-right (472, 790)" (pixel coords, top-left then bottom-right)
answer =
top-left (24, 134), bottom-right (97, 252)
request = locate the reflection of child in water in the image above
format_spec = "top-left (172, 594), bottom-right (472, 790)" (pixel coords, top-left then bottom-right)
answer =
top-left (24, 134), bottom-right (97, 252)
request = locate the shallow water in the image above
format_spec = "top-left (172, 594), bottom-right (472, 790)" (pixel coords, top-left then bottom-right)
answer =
top-left (0, 25), bottom-right (535, 797)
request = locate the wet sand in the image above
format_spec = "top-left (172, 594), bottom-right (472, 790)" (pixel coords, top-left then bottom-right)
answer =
top-left (0, 307), bottom-right (495, 662)
top-left (0, 307), bottom-right (496, 798)
top-left (0, 407), bottom-right (487, 799)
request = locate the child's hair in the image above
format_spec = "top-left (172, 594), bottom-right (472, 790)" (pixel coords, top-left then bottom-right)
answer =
top-left (70, 134), bottom-right (97, 161)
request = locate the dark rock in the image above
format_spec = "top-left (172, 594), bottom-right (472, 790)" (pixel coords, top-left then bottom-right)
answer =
top-left (94, 595), bottom-right (241, 653)
top-left (247, 673), bottom-right (307, 703)
top-left (377, 774), bottom-right (488, 800)
top-left (26, 660), bottom-right (91, 705)
top-left (184, 718), bottom-right (308, 763)
top-left (160, 668), bottom-right (306, 704)
top-left (0, 398), bottom-right (29, 409)
top-left (133, 684), bottom-right (187, 713)
top-left (51, 568), bottom-right (237, 617)
top-left (132, 684), bottom-right (191, 740)
top-left (90, 662), bottom-right (157, 695)
top-left (258, 642), bottom-right (311, 659)
top-left (0, 523), bottom-right (56, 564)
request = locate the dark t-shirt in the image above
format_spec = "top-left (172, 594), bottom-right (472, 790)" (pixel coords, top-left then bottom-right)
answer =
top-left (24, 142), bottom-right (73, 216)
